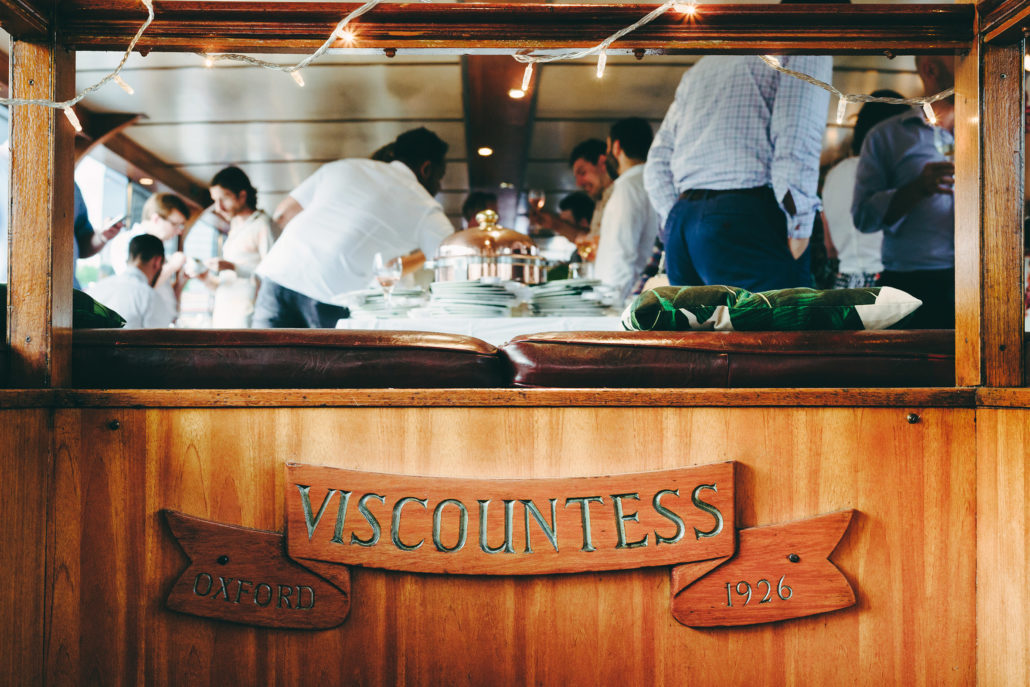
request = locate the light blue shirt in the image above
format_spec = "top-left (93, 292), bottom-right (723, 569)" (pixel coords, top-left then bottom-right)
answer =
top-left (851, 109), bottom-right (954, 272)
top-left (644, 55), bottom-right (832, 240)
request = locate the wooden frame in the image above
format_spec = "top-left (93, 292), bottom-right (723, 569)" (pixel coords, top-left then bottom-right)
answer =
top-left (0, 2), bottom-right (1018, 392)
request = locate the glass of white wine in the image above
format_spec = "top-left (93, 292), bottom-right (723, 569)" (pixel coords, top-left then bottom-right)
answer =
top-left (372, 252), bottom-right (403, 308)
top-left (527, 189), bottom-right (546, 233)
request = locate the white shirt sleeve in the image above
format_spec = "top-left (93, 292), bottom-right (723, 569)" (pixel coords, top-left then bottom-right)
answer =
top-left (290, 163), bottom-right (328, 209)
top-left (414, 206), bottom-right (455, 258)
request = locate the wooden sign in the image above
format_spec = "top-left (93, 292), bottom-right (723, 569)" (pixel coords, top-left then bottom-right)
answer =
top-left (285, 463), bottom-right (736, 575)
top-left (163, 462), bottom-right (857, 630)
top-left (670, 510), bottom-right (856, 627)
top-left (163, 510), bottom-right (351, 629)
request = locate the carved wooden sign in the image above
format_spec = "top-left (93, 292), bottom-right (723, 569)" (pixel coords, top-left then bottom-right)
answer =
top-left (163, 461), bottom-right (856, 630)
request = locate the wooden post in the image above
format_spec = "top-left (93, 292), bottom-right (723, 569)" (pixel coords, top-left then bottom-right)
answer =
top-left (954, 43), bottom-right (982, 386)
top-left (980, 41), bottom-right (1024, 387)
top-left (6, 39), bottom-right (75, 387)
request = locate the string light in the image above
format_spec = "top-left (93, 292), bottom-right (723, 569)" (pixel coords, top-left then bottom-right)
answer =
top-left (113, 75), bottom-right (135, 95)
top-left (923, 101), bottom-right (937, 125)
top-left (290, 70), bottom-right (306, 87)
top-left (337, 28), bottom-right (357, 46)
top-left (836, 96), bottom-right (848, 125)
top-left (763, 55), bottom-right (782, 69)
top-left (521, 63), bottom-right (534, 91)
top-left (674, 2), bottom-right (698, 17)
top-left (508, 88), bottom-right (526, 99)
top-left (63, 108), bottom-right (82, 133)
top-left (204, 55), bottom-right (215, 68)
top-left (596, 50), bottom-right (607, 79)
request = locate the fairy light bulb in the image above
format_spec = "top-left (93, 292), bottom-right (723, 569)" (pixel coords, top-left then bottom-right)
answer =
top-left (114, 75), bottom-right (134, 95)
top-left (338, 28), bottom-right (357, 46)
top-left (674, 2), bottom-right (697, 16)
top-left (835, 96), bottom-right (848, 125)
top-left (764, 55), bottom-right (781, 68)
top-left (521, 63), bottom-right (534, 91)
top-left (63, 107), bottom-right (82, 133)
top-left (204, 56), bottom-right (214, 68)
top-left (596, 50), bottom-right (607, 79)
top-left (290, 70), bottom-right (305, 87)
top-left (922, 101), bottom-right (937, 125)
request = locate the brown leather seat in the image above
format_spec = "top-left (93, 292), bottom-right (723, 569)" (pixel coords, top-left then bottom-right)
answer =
top-left (72, 329), bottom-right (512, 388)
top-left (501, 330), bottom-right (955, 388)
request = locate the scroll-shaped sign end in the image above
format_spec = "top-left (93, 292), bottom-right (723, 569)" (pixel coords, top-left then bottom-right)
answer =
top-left (162, 509), bottom-right (351, 629)
top-left (670, 510), bottom-right (856, 628)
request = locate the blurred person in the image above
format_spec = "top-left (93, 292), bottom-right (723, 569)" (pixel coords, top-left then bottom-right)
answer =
top-left (558, 192), bottom-right (594, 232)
top-left (255, 127), bottom-right (453, 328)
top-left (461, 191), bottom-right (498, 229)
top-left (87, 233), bottom-right (173, 328)
top-left (585, 117), bottom-right (662, 302)
top-left (107, 192), bottom-right (192, 325)
top-left (852, 56), bottom-right (956, 328)
top-left (200, 166), bottom-right (278, 327)
top-left (529, 138), bottom-right (614, 242)
top-left (822, 90), bottom-right (910, 288)
top-left (72, 182), bottom-right (125, 289)
top-left (644, 1), bottom-right (842, 291)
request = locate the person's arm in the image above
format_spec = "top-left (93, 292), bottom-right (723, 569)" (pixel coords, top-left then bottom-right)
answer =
top-left (643, 89), bottom-right (683, 229)
top-left (529, 208), bottom-right (589, 243)
top-left (881, 162), bottom-right (954, 224)
top-left (273, 196), bottom-right (304, 233)
top-left (80, 218), bottom-right (125, 258)
top-left (769, 55), bottom-right (832, 253)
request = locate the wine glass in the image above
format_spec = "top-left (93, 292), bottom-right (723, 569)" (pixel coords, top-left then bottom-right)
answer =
top-left (575, 237), bottom-right (597, 278)
top-left (372, 252), bottom-right (403, 308)
top-left (933, 125), bottom-right (955, 161)
top-left (527, 189), bottom-right (546, 233)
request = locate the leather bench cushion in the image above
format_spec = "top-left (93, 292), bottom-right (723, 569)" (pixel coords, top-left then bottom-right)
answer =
top-left (501, 330), bottom-right (955, 388)
top-left (72, 329), bottom-right (512, 388)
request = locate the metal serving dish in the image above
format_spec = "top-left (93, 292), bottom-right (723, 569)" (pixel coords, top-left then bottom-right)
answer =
top-left (431, 209), bottom-right (546, 284)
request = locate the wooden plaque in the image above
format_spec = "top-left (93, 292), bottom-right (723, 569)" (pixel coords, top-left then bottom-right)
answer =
top-left (285, 463), bottom-right (736, 575)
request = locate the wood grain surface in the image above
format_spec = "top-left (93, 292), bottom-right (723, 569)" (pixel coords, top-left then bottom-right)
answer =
top-left (954, 44), bottom-right (981, 386)
top-left (0, 410), bottom-right (49, 686)
top-left (6, 40), bottom-right (74, 387)
top-left (42, 405), bottom-right (976, 685)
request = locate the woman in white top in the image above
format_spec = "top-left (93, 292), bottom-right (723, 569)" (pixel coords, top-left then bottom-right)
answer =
top-left (822, 90), bottom-right (910, 289)
top-left (203, 166), bottom-right (278, 327)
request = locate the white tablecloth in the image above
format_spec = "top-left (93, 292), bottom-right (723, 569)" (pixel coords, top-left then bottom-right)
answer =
top-left (336, 316), bottom-right (625, 346)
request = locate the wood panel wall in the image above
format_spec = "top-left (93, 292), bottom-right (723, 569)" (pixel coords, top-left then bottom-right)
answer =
top-left (42, 406), bottom-right (976, 685)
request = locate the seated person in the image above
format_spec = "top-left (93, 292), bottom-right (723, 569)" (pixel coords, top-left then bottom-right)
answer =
top-left (87, 234), bottom-right (172, 328)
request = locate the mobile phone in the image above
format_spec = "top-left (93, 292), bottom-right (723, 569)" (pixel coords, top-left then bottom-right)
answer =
top-left (104, 214), bottom-right (127, 229)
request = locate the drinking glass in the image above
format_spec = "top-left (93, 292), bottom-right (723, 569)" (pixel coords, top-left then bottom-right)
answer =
top-left (527, 189), bottom-right (546, 234)
top-left (372, 252), bottom-right (403, 307)
top-left (933, 125), bottom-right (955, 161)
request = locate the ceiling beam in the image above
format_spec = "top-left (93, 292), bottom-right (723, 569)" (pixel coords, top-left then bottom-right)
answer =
top-left (58, 3), bottom-right (973, 54)
top-left (461, 55), bottom-right (538, 227)
top-left (73, 110), bottom-right (142, 163)
top-left (979, 0), bottom-right (1030, 42)
top-left (0, 0), bottom-right (49, 40)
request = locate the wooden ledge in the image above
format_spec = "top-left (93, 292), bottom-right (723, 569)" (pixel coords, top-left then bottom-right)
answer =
top-left (0, 387), bottom-right (976, 409)
top-left (977, 388), bottom-right (1030, 408)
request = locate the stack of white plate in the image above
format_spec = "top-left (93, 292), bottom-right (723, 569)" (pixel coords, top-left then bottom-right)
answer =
top-left (529, 278), bottom-right (612, 316)
top-left (428, 281), bottom-right (520, 317)
top-left (335, 287), bottom-right (426, 318)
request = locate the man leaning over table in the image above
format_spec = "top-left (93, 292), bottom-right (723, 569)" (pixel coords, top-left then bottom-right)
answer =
top-left (254, 127), bottom-right (454, 328)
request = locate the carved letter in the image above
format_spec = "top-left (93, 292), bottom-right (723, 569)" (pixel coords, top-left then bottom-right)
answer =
top-left (296, 484), bottom-right (337, 541)
top-left (330, 490), bottom-right (353, 544)
top-left (653, 488), bottom-right (686, 546)
top-left (612, 493), bottom-right (648, 549)
top-left (350, 493), bottom-right (386, 548)
top-left (479, 499), bottom-right (516, 554)
top-left (521, 499), bottom-right (559, 553)
top-left (277, 584), bottom-right (293, 609)
top-left (215, 576), bottom-right (234, 601)
top-left (565, 496), bottom-right (604, 552)
top-left (691, 483), bottom-right (724, 540)
top-left (391, 496), bottom-right (428, 551)
top-left (296, 586), bottom-right (316, 610)
top-left (192, 572), bottom-right (213, 597)
top-left (432, 499), bottom-right (469, 553)
top-left (254, 583), bottom-right (273, 607)
top-left (234, 579), bottom-right (252, 604)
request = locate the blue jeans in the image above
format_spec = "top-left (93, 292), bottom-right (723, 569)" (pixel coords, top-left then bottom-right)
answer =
top-left (664, 187), bottom-right (812, 292)
top-left (252, 278), bottom-right (349, 328)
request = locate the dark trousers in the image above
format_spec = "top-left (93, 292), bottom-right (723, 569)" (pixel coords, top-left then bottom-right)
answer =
top-left (252, 278), bottom-right (349, 328)
top-left (877, 268), bottom-right (955, 329)
top-left (663, 187), bottom-right (812, 292)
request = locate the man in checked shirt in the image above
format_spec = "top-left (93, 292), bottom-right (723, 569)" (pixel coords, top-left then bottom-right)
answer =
top-left (644, 7), bottom-right (838, 291)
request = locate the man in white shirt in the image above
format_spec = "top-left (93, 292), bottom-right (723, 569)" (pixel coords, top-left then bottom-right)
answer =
top-left (254, 127), bottom-right (454, 328)
top-left (107, 192), bottom-right (192, 324)
top-left (88, 234), bottom-right (173, 328)
top-left (587, 118), bottom-right (662, 303)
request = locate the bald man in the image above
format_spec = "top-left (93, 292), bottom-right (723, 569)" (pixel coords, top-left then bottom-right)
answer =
top-left (852, 55), bottom-right (956, 328)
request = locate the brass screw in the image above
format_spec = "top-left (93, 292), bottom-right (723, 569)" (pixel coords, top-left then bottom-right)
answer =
top-left (907, 413), bottom-right (920, 424)
top-left (107, 419), bottom-right (120, 430)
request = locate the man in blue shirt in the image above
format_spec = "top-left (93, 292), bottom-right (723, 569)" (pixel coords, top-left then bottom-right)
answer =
top-left (644, 54), bottom-right (831, 291)
top-left (852, 55), bottom-right (955, 328)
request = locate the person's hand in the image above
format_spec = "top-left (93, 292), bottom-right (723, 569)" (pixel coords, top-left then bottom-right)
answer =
top-left (166, 251), bottom-right (187, 273)
top-left (528, 206), bottom-right (556, 232)
top-left (913, 161), bottom-right (955, 196)
top-left (642, 274), bottom-right (670, 291)
top-left (574, 233), bottom-right (600, 262)
top-left (98, 217), bottom-right (125, 241)
top-left (788, 237), bottom-right (810, 260)
top-left (205, 258), bottom-right (235, 272)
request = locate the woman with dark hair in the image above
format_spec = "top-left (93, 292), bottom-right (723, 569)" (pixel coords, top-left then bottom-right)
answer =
top-left (204, 165), bottom-right (279, 327)
top-left (822, 89), bottom-right (910, 288)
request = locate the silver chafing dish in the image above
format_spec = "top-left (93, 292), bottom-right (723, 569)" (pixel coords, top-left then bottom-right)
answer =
top-left (429, 209), bottom-right (546, 284)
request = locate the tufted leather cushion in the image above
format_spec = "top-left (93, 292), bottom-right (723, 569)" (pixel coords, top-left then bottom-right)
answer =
top-left (72, 329), bottom-right (512, 388)
top-left (501, 330), bottom-right (955, 388)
